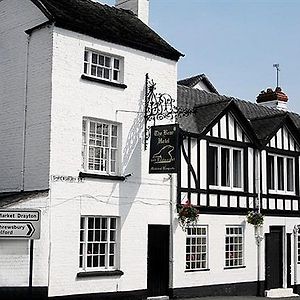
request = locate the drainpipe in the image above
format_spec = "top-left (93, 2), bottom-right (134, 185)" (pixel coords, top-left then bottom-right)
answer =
top-left (169, 174), bottom-right (174, 297)
top-left (293, 225), bottom-right (298, 292)
top-left (21, 34), bottom-right (31, 191)
top-left (255, 149), bottom-right (263, 296)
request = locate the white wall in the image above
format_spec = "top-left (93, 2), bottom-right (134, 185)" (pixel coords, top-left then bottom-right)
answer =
top-left (0, 0), bottom-right (49, 192)
top-left (173, 214), bottom-right (257, 288)
top-left (47, 27), bottom-right (177, 297)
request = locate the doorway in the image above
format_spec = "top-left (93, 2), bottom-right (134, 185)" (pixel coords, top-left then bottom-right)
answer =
top-left (265, 226), bottom-right (283, 289)
top-left (147, 225), bottom-right (169, 297)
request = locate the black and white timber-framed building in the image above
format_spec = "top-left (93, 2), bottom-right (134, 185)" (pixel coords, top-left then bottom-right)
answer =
top-left (174, 83), bottom-right (300, 298)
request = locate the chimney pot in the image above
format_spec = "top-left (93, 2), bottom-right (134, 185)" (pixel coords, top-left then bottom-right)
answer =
top-left (256, 87), bottom-right (288, 111)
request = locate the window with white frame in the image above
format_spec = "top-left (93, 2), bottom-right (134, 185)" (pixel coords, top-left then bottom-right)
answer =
top-left (186, 226), bottom-right (208, 271)
top-left (267, 154), bottom-right (295, 193)
top-left (208, 144), bottom-right (243, 190)
top-left (84, 49), bottom-right (122, 83)
top-left (82, 118), bottom-right (120, 174)
top-left (225, 226), bottom-right (244, 268)
top-left (79, 216), bottom-right (118, 270)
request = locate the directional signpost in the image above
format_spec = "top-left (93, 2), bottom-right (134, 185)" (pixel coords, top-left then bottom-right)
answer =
top-left (0, 209), bottom-right (41, 297)
top-left (0, 209), bottom-right (41, 239)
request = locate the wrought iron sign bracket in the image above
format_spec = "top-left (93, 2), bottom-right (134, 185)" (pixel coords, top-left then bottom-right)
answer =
top-left (144, 73), bottom-right (194, 150)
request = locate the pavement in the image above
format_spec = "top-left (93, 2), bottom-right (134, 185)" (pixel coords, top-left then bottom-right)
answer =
top-left (174, 297), bottom-right (300, 300)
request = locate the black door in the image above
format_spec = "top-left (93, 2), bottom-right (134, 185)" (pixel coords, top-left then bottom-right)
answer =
top-left (265, 226), bottom-right (283, 289)
top-left (147, 225), bottom-right (169, 297)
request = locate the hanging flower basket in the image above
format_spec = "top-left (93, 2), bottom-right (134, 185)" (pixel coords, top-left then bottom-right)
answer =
top-left (177, 202), bottom-right (199, 230)
top-left (246, 210), bottom-right (264, 226)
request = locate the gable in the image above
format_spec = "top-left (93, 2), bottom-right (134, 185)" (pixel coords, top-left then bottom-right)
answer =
top-left (267, 125), bottom-right (300, 151)
top-left (193, 81), bottom-right (212, 93)
top-left (206, 112), bottom-right (250, 143)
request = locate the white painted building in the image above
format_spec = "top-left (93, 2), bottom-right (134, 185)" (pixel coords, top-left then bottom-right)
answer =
top-left (0, 0), bottom-right (180, 299)
top-left (1, 0), bottom-right (300, 300)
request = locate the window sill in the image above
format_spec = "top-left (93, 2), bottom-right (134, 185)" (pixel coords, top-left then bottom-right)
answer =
top-left (77, 270), bottom-right (124, 278)
top-left (224, 265), bottom-right (246, 270)
top-left (81, 74), bottom-right (127, 89)
top-left (79, 172), bottom-right (126, 181)
top-left (209, 185), bottom-right (244, 192)
top-left (268, 190), bottom-right (296, 196)
top-left (185, 268), bottom-right (210, 273)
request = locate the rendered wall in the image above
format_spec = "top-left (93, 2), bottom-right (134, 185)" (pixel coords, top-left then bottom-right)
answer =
top-left (47, 27), bottom-right (177, 297)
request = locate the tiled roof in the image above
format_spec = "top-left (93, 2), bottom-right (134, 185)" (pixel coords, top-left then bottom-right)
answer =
top-left (177, 84), bottom-right (227, 109)
top-left (177, 85), bottom-right (300, 143)
top-left (0, 190), bottom-right (49, 207)
top-left (250, 114), bottom-right (287, 142)
top-left (179, 100), bottom-right (230, 135)
top-left (32, 0), bottom-right (183, 61)
top-left (178, 74), bottom-right (219, 94)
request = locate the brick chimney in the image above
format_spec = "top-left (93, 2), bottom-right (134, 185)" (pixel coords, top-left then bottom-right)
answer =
top-left (256, 87), bottom-right (288, 111)
top-left (115, 0), bottom-right (149, 25)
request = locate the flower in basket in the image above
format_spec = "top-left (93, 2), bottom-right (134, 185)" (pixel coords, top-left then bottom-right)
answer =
top-left (178, 201), bottom-right (199, 230)
top-left (246, 210), bottom-right (264, 226)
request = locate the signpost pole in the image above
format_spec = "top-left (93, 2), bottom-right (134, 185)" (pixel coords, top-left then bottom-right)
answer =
top-left (29, 239), bottom-right (34, 298)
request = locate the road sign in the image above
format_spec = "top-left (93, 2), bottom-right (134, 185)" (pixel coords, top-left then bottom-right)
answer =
top-left (0, 209), bottom-right (41, 239)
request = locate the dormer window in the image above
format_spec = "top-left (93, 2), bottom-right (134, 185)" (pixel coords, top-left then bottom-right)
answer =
top-left (84, 50), bottom-right (122, 83)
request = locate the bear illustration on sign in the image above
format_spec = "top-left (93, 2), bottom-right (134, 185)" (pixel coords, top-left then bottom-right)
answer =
top-left (151, 145), bottom-right (175, 164)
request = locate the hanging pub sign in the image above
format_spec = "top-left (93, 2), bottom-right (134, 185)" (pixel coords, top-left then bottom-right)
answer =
top-left (149, 124), bottom-right (179, 174)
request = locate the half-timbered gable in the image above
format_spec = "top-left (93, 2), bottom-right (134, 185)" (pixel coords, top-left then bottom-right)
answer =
top-left (266, 122), bottom-right (300, 151)
top-left (177, 85), bottom-right (300, 217)
top-left (177, 87), bottom-right (259, 214)
top-left (206, 111), bottom-right (250, 143)
top-left (250, 115), bottom-right (300, 216)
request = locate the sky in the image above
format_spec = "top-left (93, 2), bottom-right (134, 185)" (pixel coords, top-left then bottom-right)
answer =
top-left (100, 0), bottom-right (300, 113)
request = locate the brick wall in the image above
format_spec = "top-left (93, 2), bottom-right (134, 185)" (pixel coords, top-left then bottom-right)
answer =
top-left (0, 0), bottom-right (49, 192)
